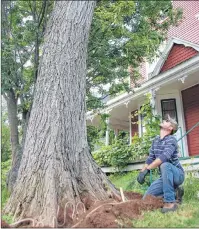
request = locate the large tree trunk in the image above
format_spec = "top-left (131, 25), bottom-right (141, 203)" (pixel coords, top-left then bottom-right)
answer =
top-left (4, 1), bottom-right (119, 227)
top-left (3, 90), bottom-right (22, 192)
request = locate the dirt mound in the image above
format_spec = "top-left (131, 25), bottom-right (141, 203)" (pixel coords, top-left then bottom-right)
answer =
top-left (123, 191), bottom-right (143, 200)
top-left (1, 220), bottom-right (10, 228)
top-left (73, 194), bottom-right (163, 228)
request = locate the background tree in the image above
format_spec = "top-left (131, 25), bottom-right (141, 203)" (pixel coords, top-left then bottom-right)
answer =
top-left (1, 0), bottom-right (54, 191)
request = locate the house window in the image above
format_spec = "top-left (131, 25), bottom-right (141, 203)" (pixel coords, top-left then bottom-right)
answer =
top-left (161, 99), bottom-right (178, 122)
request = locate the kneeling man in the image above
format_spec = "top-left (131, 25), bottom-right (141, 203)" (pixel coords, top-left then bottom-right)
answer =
top-left (138, 115), bottom-right (184, 213)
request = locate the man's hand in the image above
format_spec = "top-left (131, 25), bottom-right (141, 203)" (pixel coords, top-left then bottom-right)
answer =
top-left (141, 164), bottom-right (149, 172)
top-left (137, 169), bottom-right (149, 184)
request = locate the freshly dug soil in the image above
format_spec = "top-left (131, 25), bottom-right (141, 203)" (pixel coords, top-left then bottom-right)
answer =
top-left (1, 220), bottom-right (10, 228)
top-left (72, 193), bottom-right (163, 228)
top-left (2, 192), bottom-right (164, 228)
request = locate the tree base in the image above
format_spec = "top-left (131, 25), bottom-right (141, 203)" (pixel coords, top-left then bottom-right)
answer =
top-left (5, 193), bottom-right (163, 228)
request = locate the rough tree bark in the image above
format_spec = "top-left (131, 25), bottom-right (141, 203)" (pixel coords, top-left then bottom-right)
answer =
top-left (3, 90), bottom-right (22, 192)
top-left (4, 1), bottom-right (119, 227)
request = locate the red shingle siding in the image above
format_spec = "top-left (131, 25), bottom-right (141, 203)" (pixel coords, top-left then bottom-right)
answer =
top-left (160, 44), bottom-right (198, 73)
top-left (129, 63), bottom-right (147, 89)
top-left (182, 84), bottom-right (199, 156)
top-left (168, 1), bottom-right (199, 44)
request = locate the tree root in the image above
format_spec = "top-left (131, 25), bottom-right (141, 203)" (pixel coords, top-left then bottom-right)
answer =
top-left (72, 201), bottom-right (123, 228)
top-left (10, 218), bottom-right (35, 228)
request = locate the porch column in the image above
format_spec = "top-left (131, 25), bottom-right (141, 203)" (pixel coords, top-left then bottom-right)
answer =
top-left (150, 88), bottom-right (159, 115)
top-left (114, 129), bottom-right (119, 139)
top-left (105, 118), bottom-right (110, 146)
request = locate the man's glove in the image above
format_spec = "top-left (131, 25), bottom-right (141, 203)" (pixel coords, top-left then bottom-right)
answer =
top-left (137, 169), bottom-right (149, 184)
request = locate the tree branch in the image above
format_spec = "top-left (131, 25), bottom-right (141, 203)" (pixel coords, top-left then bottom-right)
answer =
top-left (38, 0), bottom-right (47, 28)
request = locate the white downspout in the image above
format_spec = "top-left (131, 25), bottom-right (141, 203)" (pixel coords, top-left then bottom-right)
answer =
top-left (105, 118), bottom-right (110, 146)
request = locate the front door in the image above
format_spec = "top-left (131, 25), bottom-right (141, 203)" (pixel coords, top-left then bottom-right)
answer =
top-left (182, 84), bottom-right (199, 156)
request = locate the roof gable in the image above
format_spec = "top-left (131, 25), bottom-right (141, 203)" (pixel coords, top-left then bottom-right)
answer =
top-left (160, 44), bottom-right (198, 73)
top-left (152, 37), bottom-right (199, 77)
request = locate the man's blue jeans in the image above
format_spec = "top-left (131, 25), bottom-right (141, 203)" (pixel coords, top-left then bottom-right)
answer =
top-left (143, 162), bottom-right (185, 202)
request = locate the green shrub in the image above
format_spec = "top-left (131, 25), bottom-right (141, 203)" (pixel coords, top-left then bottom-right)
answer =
top-left (92, 145), bottom-right (113, 166)
top-left (1, 159), bottom-right (11, 207)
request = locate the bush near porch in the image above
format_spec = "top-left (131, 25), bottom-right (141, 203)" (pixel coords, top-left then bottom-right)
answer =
top-left (93, 94), bottom-right (161, 170)
top-left (92, 136), bottom-right (147, 169)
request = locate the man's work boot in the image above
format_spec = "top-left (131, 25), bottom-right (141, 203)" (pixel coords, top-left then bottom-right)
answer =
top-left (161, 203), bottom-right (178, 213)
top-left (176, 186), bottom-right (184, 204)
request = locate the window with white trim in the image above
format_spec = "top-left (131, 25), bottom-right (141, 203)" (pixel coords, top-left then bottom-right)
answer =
top-left (161, 99), bottom-right (178, 122)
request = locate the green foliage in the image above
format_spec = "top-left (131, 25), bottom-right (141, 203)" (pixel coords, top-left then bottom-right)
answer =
top-left (1, 112), bottom-right (13, 219)
top-left (93, 94), bottom-right (161, 169)
top-left (93, 138), bottom-right (146, 169)
top-left (1, 159), bottom-right (11, 208)
top-left (1, 114), bottom-right (11, 162)
top-left (87, 125), bottom-right (103, 151)
top-left (2, 214), bottom-right (14, 225)
top-left (93, 145), bottom-right (113, 166)
top-left (1, 113), bottom-right (12, 208)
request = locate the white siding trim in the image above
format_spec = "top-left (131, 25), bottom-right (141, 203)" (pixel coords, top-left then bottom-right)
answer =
top-left (179, 91), bottom-right (189, 156)
top-left (156, 90), bottom-right (188, 157)
top-left (129, 111), bottom-right (132, 145)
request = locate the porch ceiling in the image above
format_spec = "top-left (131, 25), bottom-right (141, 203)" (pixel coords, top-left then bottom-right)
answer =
top-left (87, 98), bottom-right (140, 131)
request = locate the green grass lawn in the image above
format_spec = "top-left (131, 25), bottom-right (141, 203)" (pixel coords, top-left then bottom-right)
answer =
top-left (109, 171), bottom-right (199, 228)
